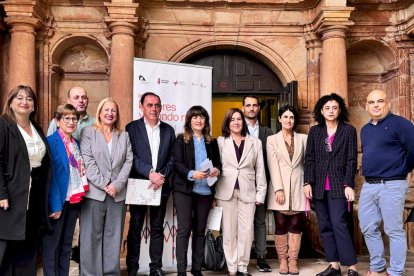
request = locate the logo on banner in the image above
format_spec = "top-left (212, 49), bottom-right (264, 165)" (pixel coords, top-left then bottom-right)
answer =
top-left (157, 78), bottom-right (170, 85)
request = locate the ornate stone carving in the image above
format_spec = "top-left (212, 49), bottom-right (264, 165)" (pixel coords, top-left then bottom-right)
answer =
top-left (60, 43), bottom-right (108, 73)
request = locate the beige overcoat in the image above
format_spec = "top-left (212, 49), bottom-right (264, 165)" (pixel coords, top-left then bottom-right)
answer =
top-left (266, 131), bottom-right (307, 211)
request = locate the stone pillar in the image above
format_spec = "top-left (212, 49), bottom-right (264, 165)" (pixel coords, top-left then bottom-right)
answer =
top-left (105, 2), bottom-right (138, 126)
top-left (319, 25), bottom-right (349, 103)
top-left (304, 26), bottom-right (323, 112)
top-left (5, 16), bottom-right (39, 92)
top-left (311, 5), bottom-right (354, 104)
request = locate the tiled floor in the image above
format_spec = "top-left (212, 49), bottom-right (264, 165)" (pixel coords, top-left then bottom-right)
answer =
top-left (37, 254), bottom-right (414, 275)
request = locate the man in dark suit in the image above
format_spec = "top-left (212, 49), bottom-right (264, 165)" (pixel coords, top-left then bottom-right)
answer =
top-left (125, 92), bottom-right (175, 276)
top-left (242, 95), bottom-right (273, 272)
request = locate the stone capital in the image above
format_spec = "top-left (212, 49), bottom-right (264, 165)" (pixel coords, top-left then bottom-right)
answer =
top-left (104, 1), bottom-right (139, 37)
top-left (106, 21), bottom-right (137, 38)
top-left (312, 7), bottom-right (355, 36)
top-left (5, 16), bottom-right (39, 34)
top-left (3, 0), bottom-right (50, 33)
top-left (319, 25), bottom-right (349, 41)
top-left (3, 0), bottom-right (37, 17)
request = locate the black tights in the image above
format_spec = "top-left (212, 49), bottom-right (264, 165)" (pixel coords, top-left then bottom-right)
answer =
top-left (273, 211), bottom-right (305, 235)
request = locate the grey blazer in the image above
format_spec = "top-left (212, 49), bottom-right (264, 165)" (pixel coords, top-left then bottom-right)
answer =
top-left (80, 126), bottom-right (133, 202)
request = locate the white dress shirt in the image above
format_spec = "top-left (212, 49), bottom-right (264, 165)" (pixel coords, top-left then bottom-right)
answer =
top-left (144, 119), bottom-right (161, 172)
top-left (17, 123), bottom-right (46, 208)
top-left (246, 120), bottom-right (259, 138)
top-left (17, 123), bottom-right (46, 169)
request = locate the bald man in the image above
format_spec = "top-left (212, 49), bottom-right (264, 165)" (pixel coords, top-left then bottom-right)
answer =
top-left (47, 86), bottom-right (96, 139)
top-left (359, 90), bottom-right (414, 276)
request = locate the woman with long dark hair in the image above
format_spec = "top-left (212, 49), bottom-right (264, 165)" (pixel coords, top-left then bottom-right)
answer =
top-left (0, 85), bottom-right (51, 275)
top-left (304, 93), bottom-right (358, 276)
top-left (267, 105), bottom-right (307, 275)
top-left (173, 105), bottom-right (222, 276)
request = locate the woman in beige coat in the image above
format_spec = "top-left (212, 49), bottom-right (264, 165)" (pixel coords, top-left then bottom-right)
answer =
top-left (215, 108), bottom-right (267, 276)
top-left (267, 105), bottom-right (307, 275)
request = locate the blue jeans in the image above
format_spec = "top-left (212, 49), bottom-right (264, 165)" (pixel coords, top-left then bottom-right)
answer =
top-left (358, 180), bottom-right (408, 276)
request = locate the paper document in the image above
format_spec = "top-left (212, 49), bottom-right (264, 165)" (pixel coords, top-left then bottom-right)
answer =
top-left (126, 178), bottom-right (161, 206)
top-left (206, 206), bottom-right (223, 231)
top-left (199, 159), bottom-right (218, 186)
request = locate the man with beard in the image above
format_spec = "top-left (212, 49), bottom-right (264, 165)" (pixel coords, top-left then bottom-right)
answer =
top-left (242, 95), bottom-right (273, 272)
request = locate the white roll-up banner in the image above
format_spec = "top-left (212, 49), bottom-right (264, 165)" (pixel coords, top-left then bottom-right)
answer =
top-left (130, 58), bottom-right (212, 272)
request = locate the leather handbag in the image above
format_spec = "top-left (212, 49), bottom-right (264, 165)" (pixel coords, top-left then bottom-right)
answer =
top-left (202, 230), bottom-right (227, 271)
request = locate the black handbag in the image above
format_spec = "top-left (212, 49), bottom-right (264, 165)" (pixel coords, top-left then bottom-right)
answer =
top-left (202, 230), bottom-right (227, 272)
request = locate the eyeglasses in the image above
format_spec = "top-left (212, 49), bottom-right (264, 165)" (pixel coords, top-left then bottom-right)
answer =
top-left (324, 137), bottom-right (332, 152)
top-left (61, 117), bottom-right (78, 124)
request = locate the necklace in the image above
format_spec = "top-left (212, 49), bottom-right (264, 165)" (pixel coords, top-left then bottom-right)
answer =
top-left (103, 129), bottom-right (112, 134)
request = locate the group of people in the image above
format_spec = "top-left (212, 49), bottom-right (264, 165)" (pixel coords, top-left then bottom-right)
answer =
top-left (0, 85), bottom-right (412, 276)
top-left (0, 85), bottom-right (133, 276)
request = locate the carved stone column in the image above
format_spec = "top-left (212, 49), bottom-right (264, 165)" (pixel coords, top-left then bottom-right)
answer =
top-left (5, 16), bottom-right (39, 92)
top-left (319, 25), bottom-right (349, 102)
top-left (312, 7), bottom-right (354, 104)
top-left (105, 1), bottom-right (138, 125)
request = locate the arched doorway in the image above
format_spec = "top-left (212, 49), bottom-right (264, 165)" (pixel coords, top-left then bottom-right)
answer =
top-left (185, 50), bottom-right (297, 137)
top-left (184, 49), bottom-right (311, 258)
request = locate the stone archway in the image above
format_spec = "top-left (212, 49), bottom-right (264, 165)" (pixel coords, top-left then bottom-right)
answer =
top-left (169, 39), bottom-right (296, 86)
top-left (176, 47), bottom-right (319, 259)
top-left (347, 39), bottom-right (396, 148)
top-left (346, 39), bottom-right (398, 254)
top-left (49, 35), bottom-right (110, 120)
top-left (184, 49), bottom-right (286, 136)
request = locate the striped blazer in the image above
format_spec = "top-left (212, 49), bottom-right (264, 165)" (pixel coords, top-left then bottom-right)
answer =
top-left (304, 122), bottom-right (357, 199)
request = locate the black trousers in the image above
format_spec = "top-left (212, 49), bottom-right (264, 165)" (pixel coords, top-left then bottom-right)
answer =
top-left (0, 167), bottom-right (44, 276)
top-left (314, 191), bottom-right (357, 266)
top-left (174, 192), bottom-right (213, 273)
top-left (126, 196), bottom-right (169, 272)
top-left (0, 238), bottom-right (38, 276)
